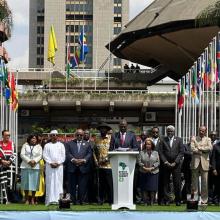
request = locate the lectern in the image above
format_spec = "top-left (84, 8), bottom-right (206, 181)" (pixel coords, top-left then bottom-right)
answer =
top-left (108, 151), bottom-right (139, 210)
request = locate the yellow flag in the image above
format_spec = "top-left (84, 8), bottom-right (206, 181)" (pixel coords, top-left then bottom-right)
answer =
top-left (47, 25), bottom-right (58, 65)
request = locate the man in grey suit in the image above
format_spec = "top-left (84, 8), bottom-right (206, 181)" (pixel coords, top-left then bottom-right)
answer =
top-left (109, 119), bottom-right (138, 151)
top-left (191, 126), bottom-right (212, 205)
top-left (159, 125), bottom-right (184, 206)
top-left (65, 129), bottom-right (92, 204)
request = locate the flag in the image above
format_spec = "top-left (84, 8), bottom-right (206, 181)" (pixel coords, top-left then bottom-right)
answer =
top-left (204, 48), bottom-right (212, 89)
top-left (185, 72), bottom-right (189, 96)
top-left (217, 35), bottom-right (220, 82)
top-left (10, 73), bottom-right (18, 111)
top-left (0, 59), bottom-right (3, 81)
top-left (71, 50), bottom-right (80, 68)
top-left (47, 25), bottom-right (58, 66)
top-left (191, 67), bottom-right (197, 98)
top-left (5, 72), bottom-right (11, 104)
top-left (178, 79), bottom-right (184, 109)
top-left (79, 29), bottom-right (88, 62)
top-left (197, 58), bottom-right (202, 97)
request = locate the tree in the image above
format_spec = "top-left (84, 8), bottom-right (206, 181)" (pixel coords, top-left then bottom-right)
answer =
top-left (196, 1), bottom-right (220, 27)
top-left (0, 0), bottom-right (12, 38)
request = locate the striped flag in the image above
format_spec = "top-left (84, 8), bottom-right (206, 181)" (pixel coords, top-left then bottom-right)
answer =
top-left (217, 34), bottom-right (220, 82)
top-left (178, 79), bottom-right (185, 109)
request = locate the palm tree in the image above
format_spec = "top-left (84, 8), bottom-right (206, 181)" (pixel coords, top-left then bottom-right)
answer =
top-left (0, 0), bottom-right (12, 38)
top-left (196, 1), bottom-right (220, 27)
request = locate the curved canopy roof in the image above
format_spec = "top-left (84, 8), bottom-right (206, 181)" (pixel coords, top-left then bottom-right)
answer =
top-left (108, 0), bottom-right (220, 83)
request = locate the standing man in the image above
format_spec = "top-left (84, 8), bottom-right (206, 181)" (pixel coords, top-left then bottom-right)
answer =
top-left (191, 126), bottom-right (212, 205)
top-left (43, 130), bottom-right (66, 206)
top-left (65, 129), bottom-right (92, 204)
top-left (0, 130), bottom-right (16, 204)
top-left (110, 119), bottom-right (138, 151)
top-left (159, 125), bottom-right (184, 206)
top-left (93, 123), bottom-right (113, 205)
top-left (151, 126), bottom-right (161, 152)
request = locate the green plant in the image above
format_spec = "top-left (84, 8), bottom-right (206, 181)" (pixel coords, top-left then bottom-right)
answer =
top-left (0, 0), bottom-right (13, 37)
top-left (196, 1), bottom-right (220, 27)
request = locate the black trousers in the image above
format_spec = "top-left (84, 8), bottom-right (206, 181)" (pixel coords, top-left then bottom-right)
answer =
top-left (157, 165), bottom-right (165, 204)
top-left (67, 169), bottom-right (89, 204)
top-left (163, 164), bottom-right (181, 203)
top-left (98, 168), bottom-right (113, 204)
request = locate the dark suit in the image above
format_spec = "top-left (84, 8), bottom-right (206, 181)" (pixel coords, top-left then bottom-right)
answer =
top-left (65, 140), bottom-right (92, 203)
top-left (211, 142), bottom-right (220, 200)
top-left (109, 131), bottom-right (138, 151)
top-left (159, 136), bottom-right (184, 203)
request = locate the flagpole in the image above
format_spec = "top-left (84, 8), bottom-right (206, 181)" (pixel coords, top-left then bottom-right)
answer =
top-left (185, 72), bottom-right (189, 142)
top-left (201, 53), bottom-right (205, 126)
top-left (210, 42), bottom-right (214, 131)
top-left (206, 47), bottom-right (209, 135)
top-left (214, 37), bottom-right (217, 131)
top-left (182, 77), bottom-right (186, 143)
top-left (175, 84), bottom-right (178, 136)
top-left (108, 21), bottom-right (111, 92)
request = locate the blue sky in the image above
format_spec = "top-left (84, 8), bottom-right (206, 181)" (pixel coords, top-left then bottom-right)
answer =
top-left (5, 0), bottom-right (153, 69)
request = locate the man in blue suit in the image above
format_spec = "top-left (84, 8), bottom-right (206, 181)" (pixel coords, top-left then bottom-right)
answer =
top-left (110, 119), bottom-right (138, 151)
top-left (65, 129), bottom-right (92, 204)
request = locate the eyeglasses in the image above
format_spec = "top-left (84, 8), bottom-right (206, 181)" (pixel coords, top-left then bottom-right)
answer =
top-left (76, 134), bottom-right (83, 136)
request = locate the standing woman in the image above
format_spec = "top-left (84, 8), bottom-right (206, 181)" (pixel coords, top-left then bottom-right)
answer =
top-left (20, 134), bottom-right (42, 204)
top-left (138, 138), bottom-right (160, 205)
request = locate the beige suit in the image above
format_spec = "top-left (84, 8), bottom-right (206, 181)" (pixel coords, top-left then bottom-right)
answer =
top-left (191, 136), bottom-right (212, 203)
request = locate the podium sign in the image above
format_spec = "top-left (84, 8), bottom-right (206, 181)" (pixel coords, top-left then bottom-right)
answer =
top-left (108, 151), bottom-right (139, 210)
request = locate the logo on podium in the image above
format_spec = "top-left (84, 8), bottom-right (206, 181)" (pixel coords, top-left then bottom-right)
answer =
top-left (119, 162), bottom-right (128, 182)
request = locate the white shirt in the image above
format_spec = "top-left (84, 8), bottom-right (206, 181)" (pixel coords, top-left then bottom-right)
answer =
top-left (169, 136), bottom-right (174, 148)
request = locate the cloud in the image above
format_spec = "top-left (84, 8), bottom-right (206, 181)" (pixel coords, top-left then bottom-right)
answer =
top-left (7, 0), bottom-right (29, 27)
top-left (7, 48), bottom-right (28, 69)
top-left (5, 0), bottom-right (154, 69)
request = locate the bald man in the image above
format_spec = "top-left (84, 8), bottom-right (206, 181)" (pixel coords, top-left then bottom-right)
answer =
top-left (65, 129), bottom-right (92, 204)
top-left (159, 125), bottom-right (184, 206)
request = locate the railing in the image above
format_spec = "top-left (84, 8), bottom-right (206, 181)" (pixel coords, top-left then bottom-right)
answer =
top-left (18, 88), bottom-right (176, 95)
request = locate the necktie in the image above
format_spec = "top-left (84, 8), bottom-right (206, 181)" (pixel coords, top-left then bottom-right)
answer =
top-left (121, 134), bottom-right (125, 146)
top-left (169, 138), bottom-right (172, 148)
top-left (77, 142), bottom-right (81, 153)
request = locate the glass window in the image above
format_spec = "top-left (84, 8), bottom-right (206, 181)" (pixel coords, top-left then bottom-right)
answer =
top-left (113, 58), bottom-right (122, 66)
top-left (114, 6), bottom-right (122, 14)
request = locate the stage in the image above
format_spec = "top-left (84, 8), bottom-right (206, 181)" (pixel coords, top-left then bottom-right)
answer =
top-left (0, 211), bottom-right (220, 220)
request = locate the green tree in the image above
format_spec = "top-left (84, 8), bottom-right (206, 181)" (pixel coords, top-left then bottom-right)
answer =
top-left (0, 0), bottom-right (12, 38)
top-left (196, 1), bottom-right (220, 27)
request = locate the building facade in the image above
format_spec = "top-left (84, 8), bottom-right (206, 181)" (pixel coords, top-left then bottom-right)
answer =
top-left (29, 0), bottom-right (129, 70)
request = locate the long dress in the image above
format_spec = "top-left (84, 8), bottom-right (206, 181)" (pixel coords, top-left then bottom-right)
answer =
top-left (43, 141), bottom-right (65, 205)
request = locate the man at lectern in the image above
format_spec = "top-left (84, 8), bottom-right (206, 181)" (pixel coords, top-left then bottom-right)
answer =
top-left (109, 119), bottom-right (139, 151)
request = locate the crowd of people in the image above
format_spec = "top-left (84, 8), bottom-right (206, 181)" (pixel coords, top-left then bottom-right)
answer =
top-left (0, 120), bottom-right (220, 207)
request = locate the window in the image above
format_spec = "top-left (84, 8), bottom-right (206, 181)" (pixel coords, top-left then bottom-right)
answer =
top-left (37, 16), bottom-right (44, 22)
top-left (114, 27), bottom-right (121, 34)
top-left (114, 17), bottom-right (122, 22)
top-left (113, 58), bottom-right (122, 66)
top-left (114, 6), bottom-right (122, 14)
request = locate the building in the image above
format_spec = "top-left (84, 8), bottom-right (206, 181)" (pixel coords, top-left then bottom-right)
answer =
top-left (29, 0), bottom-right (129, 71)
